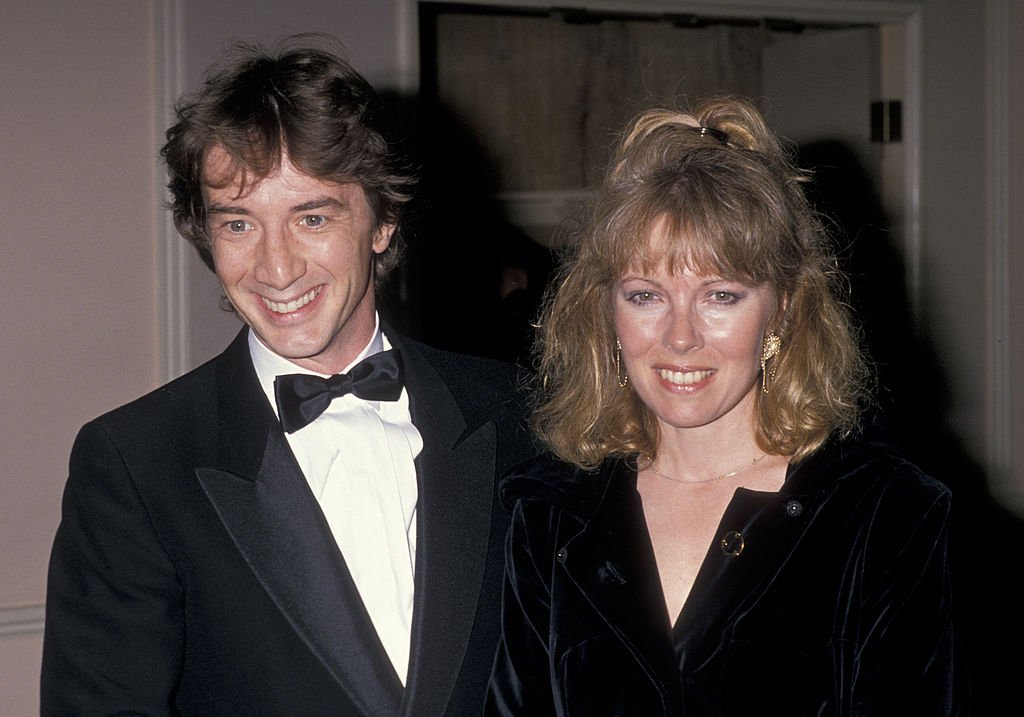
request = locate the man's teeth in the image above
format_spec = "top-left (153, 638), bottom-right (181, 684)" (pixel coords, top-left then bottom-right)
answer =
top-left (262, 288), bottom-right (319, 314)
top-left (658, 368), bottom-right (713, 386)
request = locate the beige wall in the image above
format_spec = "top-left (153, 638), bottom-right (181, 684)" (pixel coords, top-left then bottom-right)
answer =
top-left (0, 1), bottom-right (159, 713)
top-left (0, 1), bottom-right (408, 712)
top-left (1012, 0), bottom-right (1024, 508)
top-left (2, 0), bottom-right (1021, 714)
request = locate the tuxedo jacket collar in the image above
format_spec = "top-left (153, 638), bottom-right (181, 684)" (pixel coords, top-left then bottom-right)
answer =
top-left (389, 329), bottom-right (500, 717)
top-left (196, 328), bottom-right (499, 717)
top-left (558, 462), bottom-right (683, 713)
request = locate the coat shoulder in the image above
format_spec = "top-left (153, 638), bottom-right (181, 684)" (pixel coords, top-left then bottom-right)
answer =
top-left (791, 436), bottom-right (954, 571)
top-left (794, 435), bottom-right (951, 507)
top-left (500, 453), bottom-right (617, 521)
top-left (84, 351), bottom-right (221, 441)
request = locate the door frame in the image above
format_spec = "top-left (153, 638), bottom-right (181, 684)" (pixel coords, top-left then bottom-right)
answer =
top-left (400, 0), bottom-right (925, 308)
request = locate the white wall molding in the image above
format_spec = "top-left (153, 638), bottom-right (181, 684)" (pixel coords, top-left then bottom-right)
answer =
top-left (0, 605), bottom-right (45, 638)
top-left (901, 7), bottom-right (923, 319)
top-left (986, 0), bottom-right (1013, 492)
top-left (395, 0), bottom-right (419, 94)
top-left (411, 0), bottom-right (920, 24)
top-left (157, 0), bottom-right (191, 382)
top-left (404, 1), bottom-right (924, 87)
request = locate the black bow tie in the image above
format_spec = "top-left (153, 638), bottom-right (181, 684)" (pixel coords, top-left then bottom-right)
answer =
top-left (274, 349), bottom-right (404, 434)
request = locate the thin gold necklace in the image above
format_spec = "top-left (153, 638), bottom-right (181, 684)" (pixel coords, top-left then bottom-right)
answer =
top-left (648, 453), bottom-right (767, 485)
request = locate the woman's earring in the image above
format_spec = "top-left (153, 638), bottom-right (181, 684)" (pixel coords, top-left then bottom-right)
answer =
top-left (616, 338), bottom-right (629, 388)
top-left (761, 332), bottom-right (781, 393)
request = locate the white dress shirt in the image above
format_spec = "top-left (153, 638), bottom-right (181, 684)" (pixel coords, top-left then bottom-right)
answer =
top-left (249, 317), bottom-right (423, 684)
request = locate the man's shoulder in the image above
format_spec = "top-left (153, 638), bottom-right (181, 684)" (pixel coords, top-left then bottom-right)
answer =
top-left (88, 345), bottom-right (227, 437)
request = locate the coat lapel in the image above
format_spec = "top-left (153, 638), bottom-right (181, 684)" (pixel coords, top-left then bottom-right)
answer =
top-left (673, 457), bottom-right (830, 675)
top-left (395, 337), bottom-right (498, 717)
top-left (195, 330), bottom-right (403, 717)
top-left (559, 461), bottom-right (683, 711)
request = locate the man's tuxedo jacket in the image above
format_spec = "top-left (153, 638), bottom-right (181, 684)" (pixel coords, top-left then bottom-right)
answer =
top-left (41, 328), bottom-right (535, 716)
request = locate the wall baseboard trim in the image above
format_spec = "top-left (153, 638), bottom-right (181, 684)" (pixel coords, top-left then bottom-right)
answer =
top-left (0, 604), bottom-right (45, 638)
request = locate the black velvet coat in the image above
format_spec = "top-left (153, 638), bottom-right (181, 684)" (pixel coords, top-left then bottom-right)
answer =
top-left (486, 437), bottom-right (959, 716)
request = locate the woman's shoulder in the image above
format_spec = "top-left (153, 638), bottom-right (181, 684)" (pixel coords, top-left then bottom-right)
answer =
top-left (500, 453), bottom-right (622, 520)
top-left (792, 431), bottom-right (951, 510)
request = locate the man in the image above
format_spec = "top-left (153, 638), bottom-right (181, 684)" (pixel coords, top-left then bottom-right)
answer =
top-left (41, 39), bottom-right (534, 716)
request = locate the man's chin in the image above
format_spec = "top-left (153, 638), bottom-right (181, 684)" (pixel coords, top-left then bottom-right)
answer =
top-left (252, 330), bottom-right (326, 363)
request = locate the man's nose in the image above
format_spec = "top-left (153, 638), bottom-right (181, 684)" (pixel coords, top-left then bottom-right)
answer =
top-left (253, 228), bottom-right (304, 289)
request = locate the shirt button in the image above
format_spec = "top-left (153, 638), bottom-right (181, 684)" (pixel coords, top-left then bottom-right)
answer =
top-left (556, 547), bottom-right (568, 563)
top-left (784, 499), bottom-right (803, 517)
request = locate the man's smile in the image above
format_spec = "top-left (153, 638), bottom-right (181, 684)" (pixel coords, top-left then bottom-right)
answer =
top-left (259, 286), bottom-right (323, 315)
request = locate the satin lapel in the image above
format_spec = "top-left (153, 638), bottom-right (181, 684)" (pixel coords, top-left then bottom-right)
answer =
top-left (395, 339), bottom-right (497, 717)
top-left (560, 462), bottom-right (681, 705)
top-left (196, 330), bottom-right (403, 717)
top-left (674, 480), bottom-right (823, 674)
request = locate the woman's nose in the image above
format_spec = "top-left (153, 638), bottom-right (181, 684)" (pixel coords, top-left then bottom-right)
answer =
top-left (664, 307), bottom-right (702, 353)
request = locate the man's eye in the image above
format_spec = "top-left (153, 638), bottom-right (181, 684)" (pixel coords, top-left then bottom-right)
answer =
top-left (227, 220), bottom-right (250, 233)
top-left (301, 215), bottom-right (326, 228)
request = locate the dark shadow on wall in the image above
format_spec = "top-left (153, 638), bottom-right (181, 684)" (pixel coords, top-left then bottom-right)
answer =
top-left (799, 140), bottom-right (1024, 715)
top-left (376, 91), bottom-right (554, 367)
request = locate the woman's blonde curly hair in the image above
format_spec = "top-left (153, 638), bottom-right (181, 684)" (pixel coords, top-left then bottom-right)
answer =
top-left (532, 97), bottom-right (870, 469)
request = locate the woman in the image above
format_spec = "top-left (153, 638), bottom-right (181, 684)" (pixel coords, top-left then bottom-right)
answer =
top-left (486, 98), bottom-right (958, 715)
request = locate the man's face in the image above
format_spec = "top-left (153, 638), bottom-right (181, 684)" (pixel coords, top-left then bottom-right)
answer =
top-left (203, 146), bottom-right (393, 374)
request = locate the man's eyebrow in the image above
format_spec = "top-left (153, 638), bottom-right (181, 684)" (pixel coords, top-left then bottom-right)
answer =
top-left (207, 202), bottom-right (249, 216)
top-left (292, 197), bottom-right (348, 213)
top-left (207, 197), bottom-right (349, 215)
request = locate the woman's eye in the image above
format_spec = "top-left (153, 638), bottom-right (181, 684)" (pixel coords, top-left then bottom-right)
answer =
top-left (301, 215), bottom-right (327, 228)
top-left (711, 290), bottom-right (740, 304)
top-left (627, 290), bottom-right (657, 304)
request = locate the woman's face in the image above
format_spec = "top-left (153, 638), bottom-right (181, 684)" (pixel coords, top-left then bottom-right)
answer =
top-left (612, 256), bottom-right (778, 439)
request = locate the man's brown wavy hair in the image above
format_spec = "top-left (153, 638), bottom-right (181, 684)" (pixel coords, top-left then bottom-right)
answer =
top-left (161, 36), bottom-right (415, 282)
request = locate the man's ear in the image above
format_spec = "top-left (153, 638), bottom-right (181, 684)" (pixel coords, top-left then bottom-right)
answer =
top-left (373, 223), bottom-right (396, 254)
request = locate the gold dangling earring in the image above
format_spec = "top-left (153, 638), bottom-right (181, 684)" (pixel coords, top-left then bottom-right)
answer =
top-left (761, 332), bottom-right (781, 393)
top-left (616, 338), bottom-right (629, 387)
